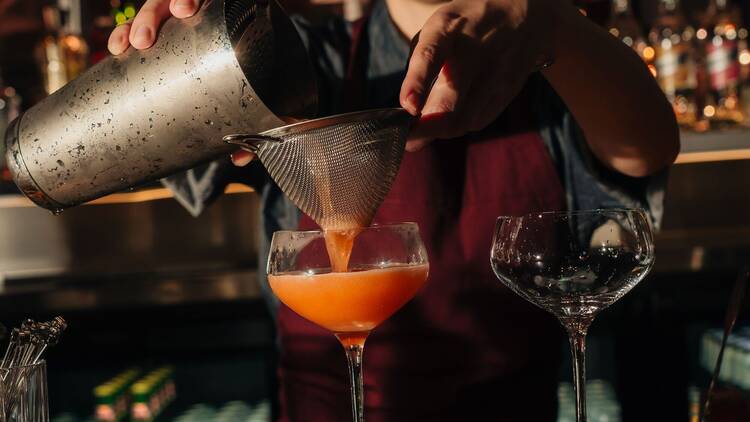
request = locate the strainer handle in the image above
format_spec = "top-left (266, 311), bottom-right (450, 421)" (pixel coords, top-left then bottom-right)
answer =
top-left (223, 133), bottom-right (283, 153)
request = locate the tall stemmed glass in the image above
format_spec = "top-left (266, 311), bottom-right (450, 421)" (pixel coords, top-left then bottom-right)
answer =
top-left (267, 223), bottom-right (429, 422)
top-left (490, 209), bottom-right (654, 422)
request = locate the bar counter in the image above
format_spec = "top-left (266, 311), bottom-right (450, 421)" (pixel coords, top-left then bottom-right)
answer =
top-left (0, 131), bottom-right (748, 420)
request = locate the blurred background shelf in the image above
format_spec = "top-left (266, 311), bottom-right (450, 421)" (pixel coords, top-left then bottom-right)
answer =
top-left (677, 129), bottom-right (750, 163)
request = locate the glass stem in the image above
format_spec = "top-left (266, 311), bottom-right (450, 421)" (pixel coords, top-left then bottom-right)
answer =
top-left (566, 322), bottom-right (591, 422)
top-left (344, 344), bottom-right (365, 422)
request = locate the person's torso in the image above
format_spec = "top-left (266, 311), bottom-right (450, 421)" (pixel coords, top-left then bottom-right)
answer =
top-left (276, 4), bottom-right (567, 420)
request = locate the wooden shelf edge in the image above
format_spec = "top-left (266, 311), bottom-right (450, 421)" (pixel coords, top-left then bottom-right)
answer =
top-left (675, 148), bottom-right (750, 164)
top-left (676, 128), bottom-right (750, 164)
top-left (0, 183), bottom-right (255, 209)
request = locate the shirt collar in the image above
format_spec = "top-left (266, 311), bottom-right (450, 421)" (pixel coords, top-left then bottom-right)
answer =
top-left (368, 0), bottom-right (410, 80)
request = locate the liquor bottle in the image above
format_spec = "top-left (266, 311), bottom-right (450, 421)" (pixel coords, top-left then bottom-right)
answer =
top-left (608, 0), bottom-right (650, 63)
top-left (649, 0), bottom-right (699, 128)
top-left (735, 17), bottom-right (750, 121)
top-left (739, 28), bottom-right (750, 82)
top-left (688, 386), bottom-right (701, 422)
top-left (700, 0), bottom-right (745, 127)
top-left (58, 0), bottom-right (89, 82)
top-left (36, 5), bottom-right (67, 95)
top-left (0, 70), bottom-right (21, 185)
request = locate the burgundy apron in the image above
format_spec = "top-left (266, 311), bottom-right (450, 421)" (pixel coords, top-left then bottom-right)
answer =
top-left (277, 17), bottom-right (566, 422)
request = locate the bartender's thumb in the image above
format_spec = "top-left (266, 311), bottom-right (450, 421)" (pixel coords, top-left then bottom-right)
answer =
top-left (128, 0), bottom-right (172, 49)
top-left (231, 150), bottom-right (256, 167)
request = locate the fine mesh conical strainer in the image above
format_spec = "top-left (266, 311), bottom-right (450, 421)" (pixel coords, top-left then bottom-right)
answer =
top-left (224, 108), bottom-right (413, 229)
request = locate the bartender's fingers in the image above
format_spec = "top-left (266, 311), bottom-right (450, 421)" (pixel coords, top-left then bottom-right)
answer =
top-left (231, 150), bottom-right (256, 167)
top-left (108, 23), bottom-right (132, 55)
top-left (129, 0), bottom-right (172, 50)
top-left (400, 10), bottom-right (463, 115)
top-left (170, 0), bottom-right (200, 18)
top-left (405, 50), bottom-right (481, 149)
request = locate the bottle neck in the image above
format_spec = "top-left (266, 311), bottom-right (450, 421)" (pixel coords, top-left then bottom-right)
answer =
top-left (653, 0), bottom-right (683, 32)
top-left (41, 5), bottom-right (61, 34)
top-left (707, 0), bottom-right (729, 15)
top-left (706, 0), bottom-right (734, 28)
top-left (660, 0), bottom-right (678, 14)
top-left (613, 0), bottom-right (631, 15)
top-left (59, 0), bottom-right (82, 35)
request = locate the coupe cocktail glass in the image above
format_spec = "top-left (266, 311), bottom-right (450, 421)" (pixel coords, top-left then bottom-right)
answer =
top-left (267, 223), bottom-right (429, 422)
top-left (490, 209), bottom-right (654, 422)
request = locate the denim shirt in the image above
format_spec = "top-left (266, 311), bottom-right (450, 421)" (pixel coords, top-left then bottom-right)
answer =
top-left (161, 0), bottom-right (666, 313)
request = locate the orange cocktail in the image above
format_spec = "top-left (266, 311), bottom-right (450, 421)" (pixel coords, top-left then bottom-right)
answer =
top-left (269, 263), bottom-right (428, 345)
top-left (267, 223), bottom-right (429, 422)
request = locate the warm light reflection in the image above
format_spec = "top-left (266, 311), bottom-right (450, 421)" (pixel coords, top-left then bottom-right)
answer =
top-left (648, 64), bottom-right (657, 77)
top-left (643, 47), bottom-right (655, 60)
top-left (64, 36), bottom-right (82, 52)
top-left (739, 51), bottom-right (750, 65)
top-left (704, 105), bottom-right (716, 118)
top-left (725, 96), bottom-right (737, 109)
top-left (609, 28), bottom-right (619, 37)
top-left (727, 28), bottom-right (737, 40)
top-left (697, 28), bottom-right (708, 40)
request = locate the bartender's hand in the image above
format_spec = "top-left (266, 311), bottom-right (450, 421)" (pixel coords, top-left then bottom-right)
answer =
top-left (400, 0), bottom-right (559, 151)
top-left (108, 0), bottom-right (199, 54)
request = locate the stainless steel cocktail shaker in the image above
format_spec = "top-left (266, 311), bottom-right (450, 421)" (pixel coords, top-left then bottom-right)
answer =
top-left (4, 0), bottom-right (317, 210)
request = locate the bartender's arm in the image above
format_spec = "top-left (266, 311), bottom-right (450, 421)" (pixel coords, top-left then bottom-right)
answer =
top-left (400, 0), bottom-right (679, 178)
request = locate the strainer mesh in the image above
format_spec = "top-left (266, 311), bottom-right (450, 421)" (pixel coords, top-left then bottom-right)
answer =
top-left (256, 109), bottom-right (411, 229)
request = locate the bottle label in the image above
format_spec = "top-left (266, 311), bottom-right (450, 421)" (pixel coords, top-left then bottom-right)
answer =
top-left (656, 44), bottom-right (696, 94)
top-left (656, 47), bottom-right (679, 95)
top-left (707, 38), bottom-right (740, 90)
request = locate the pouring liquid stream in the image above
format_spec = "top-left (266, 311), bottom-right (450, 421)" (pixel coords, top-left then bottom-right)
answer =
top-left (324, 228), bottom-right (361, 272)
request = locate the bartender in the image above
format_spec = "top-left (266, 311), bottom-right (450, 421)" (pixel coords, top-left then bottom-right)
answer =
top-left (109, 0), bottom-right (679, 420)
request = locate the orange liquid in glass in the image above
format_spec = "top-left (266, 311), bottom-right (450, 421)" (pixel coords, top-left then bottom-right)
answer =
top-left (268, 264), bottom-right (429, 342)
